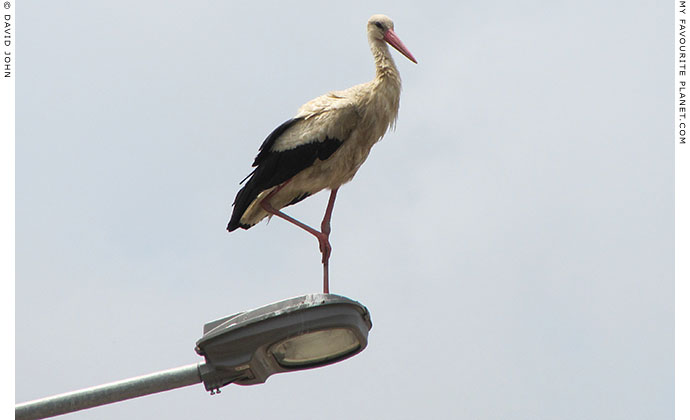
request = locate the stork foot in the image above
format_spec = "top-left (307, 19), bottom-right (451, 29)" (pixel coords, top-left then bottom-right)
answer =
top-left (316, 232), bottom-right (332, 294)
top-left (316, 232), bottom-right (332, 264)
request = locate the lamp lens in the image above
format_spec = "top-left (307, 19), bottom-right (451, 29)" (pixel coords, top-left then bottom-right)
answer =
top-left (271, 328), bottom-right (360, 367)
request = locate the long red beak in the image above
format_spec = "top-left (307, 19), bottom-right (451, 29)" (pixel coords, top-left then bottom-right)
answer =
top-left (384, 29), bottom-right (418, 64)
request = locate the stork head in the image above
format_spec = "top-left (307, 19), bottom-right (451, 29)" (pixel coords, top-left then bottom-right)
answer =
top-left (367, 14), bottom-right (417, 64)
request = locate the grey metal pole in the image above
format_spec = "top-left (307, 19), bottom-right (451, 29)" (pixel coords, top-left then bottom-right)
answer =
top-left (15, 362), bottom-right (204, 420)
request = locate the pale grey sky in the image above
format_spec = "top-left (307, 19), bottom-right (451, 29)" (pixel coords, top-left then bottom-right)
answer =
top-left (16, 1), bottom-right (672, 419)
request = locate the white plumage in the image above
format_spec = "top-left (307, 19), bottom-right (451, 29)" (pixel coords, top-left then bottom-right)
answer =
top-left (227, 14), bottom-right (416, 292)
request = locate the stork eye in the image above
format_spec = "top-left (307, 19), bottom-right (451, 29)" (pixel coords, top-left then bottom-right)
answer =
top-left (375, 22), bottom-right (384, 29)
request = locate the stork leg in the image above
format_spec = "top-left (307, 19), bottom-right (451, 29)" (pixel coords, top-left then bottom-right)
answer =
top-left (260, 182), bottom-right (337, 293)
top-left (319, 188), bottom-right (339, 294)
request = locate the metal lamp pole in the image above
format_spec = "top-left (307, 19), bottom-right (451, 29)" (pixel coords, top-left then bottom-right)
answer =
top-left (15, 363), bottom-right (205, 420)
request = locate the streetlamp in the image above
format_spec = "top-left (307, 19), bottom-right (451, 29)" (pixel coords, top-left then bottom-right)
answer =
top-left (15, 293), bottom-right (373, 420)
top-left (196, 293), bottom-right (372, 391)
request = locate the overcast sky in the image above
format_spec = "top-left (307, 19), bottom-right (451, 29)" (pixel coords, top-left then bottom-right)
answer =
top-left (16, 1), bottom-right (672, 419)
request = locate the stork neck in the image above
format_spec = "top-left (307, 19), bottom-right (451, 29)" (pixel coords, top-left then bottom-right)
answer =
top-left (370, 40), bottom-right (401, 86)
top-left (363, 39), bottom-right (402, 131)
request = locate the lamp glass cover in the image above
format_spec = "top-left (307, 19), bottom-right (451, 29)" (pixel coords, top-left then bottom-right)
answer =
top-left (270, 328), bottom-right (360, 367)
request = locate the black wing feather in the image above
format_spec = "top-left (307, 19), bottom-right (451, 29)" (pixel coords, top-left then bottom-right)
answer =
top-left (227, 118), bottom-right (343, 232)
top-left (252, 118), bottom-right (302, 167)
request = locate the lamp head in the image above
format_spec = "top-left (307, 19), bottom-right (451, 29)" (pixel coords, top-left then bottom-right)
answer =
top-left (195, 294), bottom-right (372, 392)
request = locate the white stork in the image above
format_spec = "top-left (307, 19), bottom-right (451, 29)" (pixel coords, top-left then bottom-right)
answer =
top-left (227, 14), bottom-right (417, 293)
